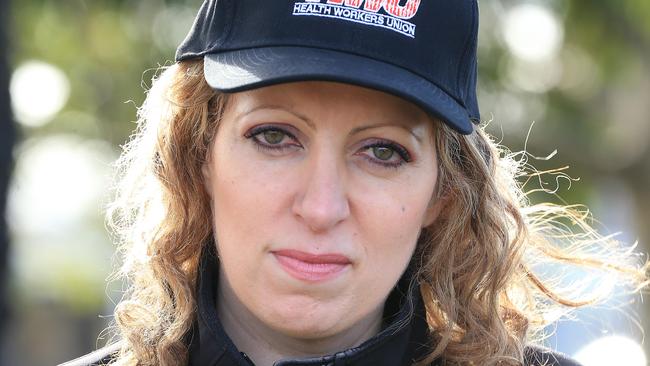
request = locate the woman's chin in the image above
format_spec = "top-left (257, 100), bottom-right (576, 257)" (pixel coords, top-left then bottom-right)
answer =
top-left (262, 303), bottom-right (347, 340)
top-left (251, 293), bottom-right (382, 346)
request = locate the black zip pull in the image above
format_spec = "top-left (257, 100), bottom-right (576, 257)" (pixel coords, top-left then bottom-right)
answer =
top-left (241, 352), bottom-right (256, 366)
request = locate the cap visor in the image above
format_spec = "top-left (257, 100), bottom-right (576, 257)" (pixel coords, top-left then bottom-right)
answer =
top-left (204, 47), bottom-right (473, 134)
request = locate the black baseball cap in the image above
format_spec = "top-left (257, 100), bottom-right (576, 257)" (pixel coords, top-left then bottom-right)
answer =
top-left (176, 0), bottom-right (480, 135)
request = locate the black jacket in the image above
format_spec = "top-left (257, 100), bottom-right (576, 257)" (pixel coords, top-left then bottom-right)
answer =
top-left (60, 249), bottom-right (583, 366)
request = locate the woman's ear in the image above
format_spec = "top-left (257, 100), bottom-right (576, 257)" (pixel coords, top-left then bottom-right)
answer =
top-left (422, 195), bottom-right (448, 228)
top-left (201, 157), bottom-right (213, 197)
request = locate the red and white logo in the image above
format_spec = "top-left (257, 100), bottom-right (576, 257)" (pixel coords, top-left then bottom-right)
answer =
top-left (293, 0), bottom-right (422, 38)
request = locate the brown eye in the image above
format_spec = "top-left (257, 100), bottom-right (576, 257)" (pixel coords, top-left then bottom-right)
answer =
top-left (372, 146), bottom-right (394, 161)
top-left (263, 130), bottom-right (285, 144)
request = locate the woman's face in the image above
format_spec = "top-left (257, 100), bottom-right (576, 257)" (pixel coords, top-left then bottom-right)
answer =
top-left (203, 81), bottom-right (441, 343)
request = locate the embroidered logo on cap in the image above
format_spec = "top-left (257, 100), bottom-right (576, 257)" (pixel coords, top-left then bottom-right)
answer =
top-left (292, 0), bottom-right (422, 38)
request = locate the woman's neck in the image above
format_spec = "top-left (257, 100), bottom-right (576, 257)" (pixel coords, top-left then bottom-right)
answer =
top-left (216, 275), bottom-right (384, 366)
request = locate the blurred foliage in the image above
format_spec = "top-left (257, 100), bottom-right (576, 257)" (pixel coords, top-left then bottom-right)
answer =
top-left (11, 0), bottom-right (202, 145)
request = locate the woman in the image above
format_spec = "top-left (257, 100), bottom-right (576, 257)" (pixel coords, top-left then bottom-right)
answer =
top-left (62, 1), bottom-right (648, 365)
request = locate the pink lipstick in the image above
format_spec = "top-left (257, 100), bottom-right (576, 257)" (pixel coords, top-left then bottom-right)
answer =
top-left (272, 250), bottom-right (351, 282)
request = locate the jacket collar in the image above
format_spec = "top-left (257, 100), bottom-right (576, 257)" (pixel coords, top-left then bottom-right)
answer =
top-left (188, 246), bottom-right (437, 366)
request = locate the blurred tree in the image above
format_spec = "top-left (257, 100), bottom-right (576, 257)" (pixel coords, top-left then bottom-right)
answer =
top-left (0, 0), bottom-right (16, 365)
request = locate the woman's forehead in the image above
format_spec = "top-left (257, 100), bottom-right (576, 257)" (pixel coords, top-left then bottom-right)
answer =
top-left (227, 81), bottom-right (433, 124)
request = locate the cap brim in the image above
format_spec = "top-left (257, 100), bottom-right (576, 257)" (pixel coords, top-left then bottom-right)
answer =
top-left (204, 47), bottom-right (473, 134)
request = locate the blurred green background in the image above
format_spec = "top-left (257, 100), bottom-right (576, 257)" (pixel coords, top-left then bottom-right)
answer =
top-left (1, 0), bottom-right (649, 365)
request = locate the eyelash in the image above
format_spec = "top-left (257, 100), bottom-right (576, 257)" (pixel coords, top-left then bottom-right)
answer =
top-left (244, 125), bottom-right (413, 169)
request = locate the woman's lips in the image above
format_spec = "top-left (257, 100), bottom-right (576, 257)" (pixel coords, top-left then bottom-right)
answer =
top-left (272, 249), bottom-right (351, 282)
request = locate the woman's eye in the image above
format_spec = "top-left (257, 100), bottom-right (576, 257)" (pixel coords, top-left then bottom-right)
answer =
top-left (360, 141), bottom-right (412, 169)
top-left (261, 130), bottom-right (286, 145)
top-left (245, 126), bottom-right (301, 152)
top-left (372, 146), bottom-right (395, 161)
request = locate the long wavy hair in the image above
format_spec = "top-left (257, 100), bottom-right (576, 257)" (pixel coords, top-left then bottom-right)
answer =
top-left (105, 59), bottom-right (649, 365)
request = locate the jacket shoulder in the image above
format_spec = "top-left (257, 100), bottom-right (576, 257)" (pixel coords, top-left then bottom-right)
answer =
top-left (57, 342), bottom-right (122, 366)
top-left (423, 345), bottom-right (583, 366)
top-left (524, 345), bottom-right (583, 366)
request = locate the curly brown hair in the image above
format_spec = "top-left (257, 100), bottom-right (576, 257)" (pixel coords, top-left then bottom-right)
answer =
top-left (104, 59), bottom-right (649, 366)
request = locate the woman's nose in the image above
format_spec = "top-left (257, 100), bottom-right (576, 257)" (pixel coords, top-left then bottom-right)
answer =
top-left (292, 150), bottom-right (351, 233)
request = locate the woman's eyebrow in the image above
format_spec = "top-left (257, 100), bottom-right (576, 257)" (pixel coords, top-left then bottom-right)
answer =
top-left (237, 105), bottom-right (423, 142)
top-left (350, 123), bottom-right (424, 143)
top-left (237, 104), bottom-right (315, 128)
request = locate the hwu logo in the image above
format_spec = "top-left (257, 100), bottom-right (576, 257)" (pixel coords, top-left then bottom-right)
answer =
top-left (292, 0), bottom-right (422, 38)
